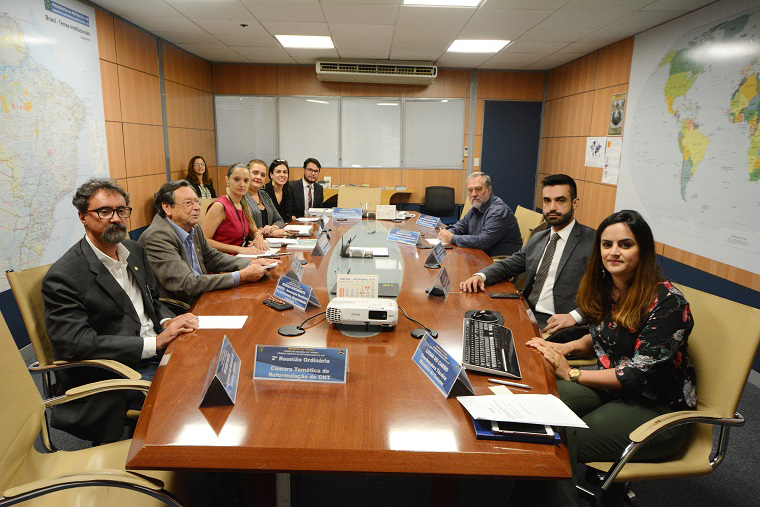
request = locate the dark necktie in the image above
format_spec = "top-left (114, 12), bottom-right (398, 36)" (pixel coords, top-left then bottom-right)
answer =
top-left (527, 233), bottom-right (559, 308)
top-left (307, 184), bottom-right (313, 210)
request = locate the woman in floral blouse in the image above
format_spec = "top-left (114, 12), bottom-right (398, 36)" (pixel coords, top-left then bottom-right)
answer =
top-left (522, 209), bottom-right (697, 506)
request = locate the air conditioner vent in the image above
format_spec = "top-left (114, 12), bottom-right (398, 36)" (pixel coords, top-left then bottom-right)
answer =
top-left (316, 60), bottom-right (437, 85)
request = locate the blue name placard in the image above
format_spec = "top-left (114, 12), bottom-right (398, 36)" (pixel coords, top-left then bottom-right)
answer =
top-left (416, 214), bottom-right (442, 229)
top-left (254, 345), bottom-right (348, 383)
top-left (412, 333), bottom-right (473, 398)
top-left (332, 207), bottom-right (362, 220)
top-left (424, 241), bottom-right (447, 268)
top-left (387, 228), bottom-right (420, 246)
top-left (199, 336), bottom-right (241, 406)
top-left (273, 275), bottom-right (320, 311)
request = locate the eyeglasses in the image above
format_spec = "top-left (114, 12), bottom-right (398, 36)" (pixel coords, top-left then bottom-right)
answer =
top-left (88, 207), bottom-right (132, 219)
top-left (175, 199), bottom-right (201, 209)
top-left (194, 161), bottom-right (206, 167)
top-left (304, 167), bottom-right (320, 173)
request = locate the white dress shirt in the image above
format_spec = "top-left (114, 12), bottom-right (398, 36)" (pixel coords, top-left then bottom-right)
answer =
top-left (476, 220), bottom-right (582, 323)
top-left (85, 235), bottom-right (161, 359)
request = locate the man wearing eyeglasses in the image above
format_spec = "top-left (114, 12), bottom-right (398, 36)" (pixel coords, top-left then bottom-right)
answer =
top-left (42, 179), bottom-right (199, 443)
top-left (290, 157), bottom-right (325, 218)
top-left (139, 180), bottom-right (276, 307)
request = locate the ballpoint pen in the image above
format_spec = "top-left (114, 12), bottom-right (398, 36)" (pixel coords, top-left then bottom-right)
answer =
top-left (488, 378), bottom-right (533, 389)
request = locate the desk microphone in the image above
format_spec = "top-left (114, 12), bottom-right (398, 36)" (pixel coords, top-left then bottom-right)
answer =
top-left (399, 306), bottom-right (438, 340)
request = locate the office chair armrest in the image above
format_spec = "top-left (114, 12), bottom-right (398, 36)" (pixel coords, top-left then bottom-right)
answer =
top-left (29, 359), bottom-right (141, 379)
top-left (629, 410), bottom-right (744, 443)
top-left (44, 379), bottom-right (151, 406)
top-left (2, 470), bottom-right (165, 499)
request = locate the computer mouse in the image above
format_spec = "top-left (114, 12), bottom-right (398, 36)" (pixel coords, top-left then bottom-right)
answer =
top-left (471, 310), bottom-right (498, 322)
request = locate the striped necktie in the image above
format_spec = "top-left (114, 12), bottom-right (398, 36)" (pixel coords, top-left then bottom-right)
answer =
top-left (527, 233), bottom-right (559, 308)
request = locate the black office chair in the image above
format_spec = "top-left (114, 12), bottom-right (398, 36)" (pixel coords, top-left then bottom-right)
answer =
top-left (422, 186), bottom-right (456, 218)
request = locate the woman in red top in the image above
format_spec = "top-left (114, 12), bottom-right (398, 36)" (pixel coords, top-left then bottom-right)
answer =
top-left (202, 163), bottom-right (268, 255)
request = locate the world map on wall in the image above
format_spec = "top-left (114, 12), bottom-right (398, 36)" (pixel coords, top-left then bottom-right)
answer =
top-left (0, 0), bottom-right (108, 291)
top-left (617, 5), bottom-right (760, 275)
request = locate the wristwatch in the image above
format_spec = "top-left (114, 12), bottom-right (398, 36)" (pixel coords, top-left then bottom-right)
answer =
top-left (568, 368), bottom-right (581, 383)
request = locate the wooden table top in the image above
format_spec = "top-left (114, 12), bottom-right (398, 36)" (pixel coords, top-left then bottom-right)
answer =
top-left (126, 219), bottom-right (571, 478)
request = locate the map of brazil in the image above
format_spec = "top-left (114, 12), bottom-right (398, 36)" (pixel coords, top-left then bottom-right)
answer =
top-left (1, 0), bottom-right (108, 291)
top-left (617, 4), bottom-right (760, 275)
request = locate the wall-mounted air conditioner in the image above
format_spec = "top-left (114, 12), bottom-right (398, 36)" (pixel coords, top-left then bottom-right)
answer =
top-left (316, 60), bottom-right (437, 85)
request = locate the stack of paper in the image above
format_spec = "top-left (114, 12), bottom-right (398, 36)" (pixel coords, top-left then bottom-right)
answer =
top-left (238, 248), bottom-right (281, 258)
top-left (307, 208), bottom-right (332, 216)
top-left (297, 217), bottom-right (320, 223)
top-left (284, 224), bottom-right (313, 236)
top-left (286, 239), bottom-right (318, 251)
top-left (457, 394), bottom-right (588, 428)
top-left (266, 238), bottom-right (298, 246)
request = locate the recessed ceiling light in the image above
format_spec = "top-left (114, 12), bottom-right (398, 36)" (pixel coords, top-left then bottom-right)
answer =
top-left (404, 0), bottom-right (482, 6)
top-left (307, 99), bottom-right (330, 104)
top-left (447, 40), bottom-right (510, 53)
top-left (377, 103), bottom-right (399, 106)
top-left (275, 35), bottom-right (334, 49)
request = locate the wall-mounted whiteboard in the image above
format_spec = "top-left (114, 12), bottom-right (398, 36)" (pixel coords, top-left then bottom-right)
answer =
top-left (278, 97), bottom-right (339, 168)
top-left (341, 98), bottom-right (401, 168)
top-left (403, 99), bottom-right (465, 168)
top-left (215, 96), bottom-right (277, 166)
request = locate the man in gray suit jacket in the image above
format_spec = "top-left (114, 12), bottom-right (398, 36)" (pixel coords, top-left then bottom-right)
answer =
top-left (43, 179), bottom-right (198, 442)
top-left (139, 180), bottom-right (276, 306)
top-left (461, 174), bottom-right (595, 339)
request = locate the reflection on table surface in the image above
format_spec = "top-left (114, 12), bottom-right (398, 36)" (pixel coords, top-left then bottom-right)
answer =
top-left (127, 218), bottom-right (570, 479)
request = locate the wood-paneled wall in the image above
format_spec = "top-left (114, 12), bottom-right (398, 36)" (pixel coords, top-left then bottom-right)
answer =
top-left (97, 9), bottom-right (164, 229)
top-left (97, 10), bottom-right (215, 230)
top-left (539, 37), bottom-right (758, 290)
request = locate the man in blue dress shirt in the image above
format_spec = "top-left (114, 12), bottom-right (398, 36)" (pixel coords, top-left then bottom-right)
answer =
top-left (437, 172), bottom-right (522, 258)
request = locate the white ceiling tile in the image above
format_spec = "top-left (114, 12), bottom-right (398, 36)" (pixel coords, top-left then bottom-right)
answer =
top-left (435, 52), bottom-right (493, 69)
top-left (505, 41), bottom-right (570, 53)
top-left (337, 48), bottom-right (393, 59)
top-left (618, 9), bottom-right (688, 31)
top-left (480, 0), bottom-right (567, 9)
top-left (153, 31), bottom-right (223, 45)
top-left (285, 48), bottom-right (341, 63)
top-left (556, 41), bottom-right (604, 53)
top-left (562, 0), bottom-right (652, 10)
top-left (396, 5), bottom-right (476, 27)
top-left (524, 51), bottom-right (587, 70)
top-left (457, 9), bottom-right (554, 39)
top-left (193, 15), bottom-right (262, 33)
top-left (320, 0), bottom-right (399, 4)
top-left (518, 24), bottom-right (598, 42)
top-left (641, 0), bottom-right (712, 10)
top-left (230, 46), bottom-right (298, 64)
top-left (538, 9), bottom-right (630, 30)
top-left (90, 0), bottom-right (179, 18)
top-left (322, 4), bottom-right (400, 25)
top-left (244, 2), bottom-right (325, 22)
top-left (259, 21), bottom-right (331, 36)
top-left (478, 52), bottom-right (546, 69)
top-left (128, 16), bottom-right (198, 34)
top-left (177, 43), bottom-right (251, 62)
top-left (393, 24), bottom-right (460, 41)
top-left (389, 48), bottom-right (442, 61)
top-left (165, 0), bottom-right (254, 20)
top-left (212, 27), bottom-right (280, 46)
top-left (330, 23), bottom-right (396, 39)
top-left (334, 37), bottom-right (393, 52)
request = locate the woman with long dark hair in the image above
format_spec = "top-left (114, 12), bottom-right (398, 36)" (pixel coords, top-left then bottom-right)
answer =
top-left (263, 159), bottom-right (293, 223)
top-left (185, 155), bottom-right (216, 198)
top-left (523, 210), bottom-right (697, 505)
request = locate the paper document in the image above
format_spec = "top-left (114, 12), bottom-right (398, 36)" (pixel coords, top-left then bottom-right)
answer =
top-left (426, 238), bottom-right (441, 245)
top-left (266, 238), bottom-right (298, 246)
top-left (457, 394), bottom-right (588, 428)
top-left (307, 208), bottom-right (331, 216)
top-left (238, 248), bottom-right (280, 258)
top-left (197, 316), bottom-right (248, 329)
top-left (297, 217), bottom-right (319, 222)
top-left (284, 224), bottom-right (313, 236)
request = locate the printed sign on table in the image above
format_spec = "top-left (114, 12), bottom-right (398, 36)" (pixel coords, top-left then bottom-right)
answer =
top-left (254, 346), bottom-right (348, 383)
top-left (199, 336), bottom-right (241, 406)
top-left (273, 275), bottom-right (321, 311)
top-left (412, 333), bottom-right (473, 398)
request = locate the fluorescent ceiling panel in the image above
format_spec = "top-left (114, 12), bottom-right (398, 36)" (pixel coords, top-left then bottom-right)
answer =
top-left (276, 35), bottom-right (334, 48)
top-left (447, 40), bottom-right (510, 53)
top-left (403, 0), bottom-right (482, 6)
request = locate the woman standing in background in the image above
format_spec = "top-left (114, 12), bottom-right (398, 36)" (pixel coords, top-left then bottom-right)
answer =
top-left (186, 155), bottom-right (216, 198)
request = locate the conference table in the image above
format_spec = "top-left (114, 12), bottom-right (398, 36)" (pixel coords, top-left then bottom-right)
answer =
top-left (126, 218), bottom-right (571, 489)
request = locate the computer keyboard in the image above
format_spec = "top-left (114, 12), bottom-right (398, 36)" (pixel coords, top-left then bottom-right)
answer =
top-left (462, 318), bottom-right (522, 379)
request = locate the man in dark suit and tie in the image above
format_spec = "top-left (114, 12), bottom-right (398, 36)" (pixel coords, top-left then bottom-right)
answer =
top-left (460, 174), bottom-right (595, 340)
top-left (42, 179), bottom-right (198, 442)
top-left (290, 157), bottom-right (325, 218)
